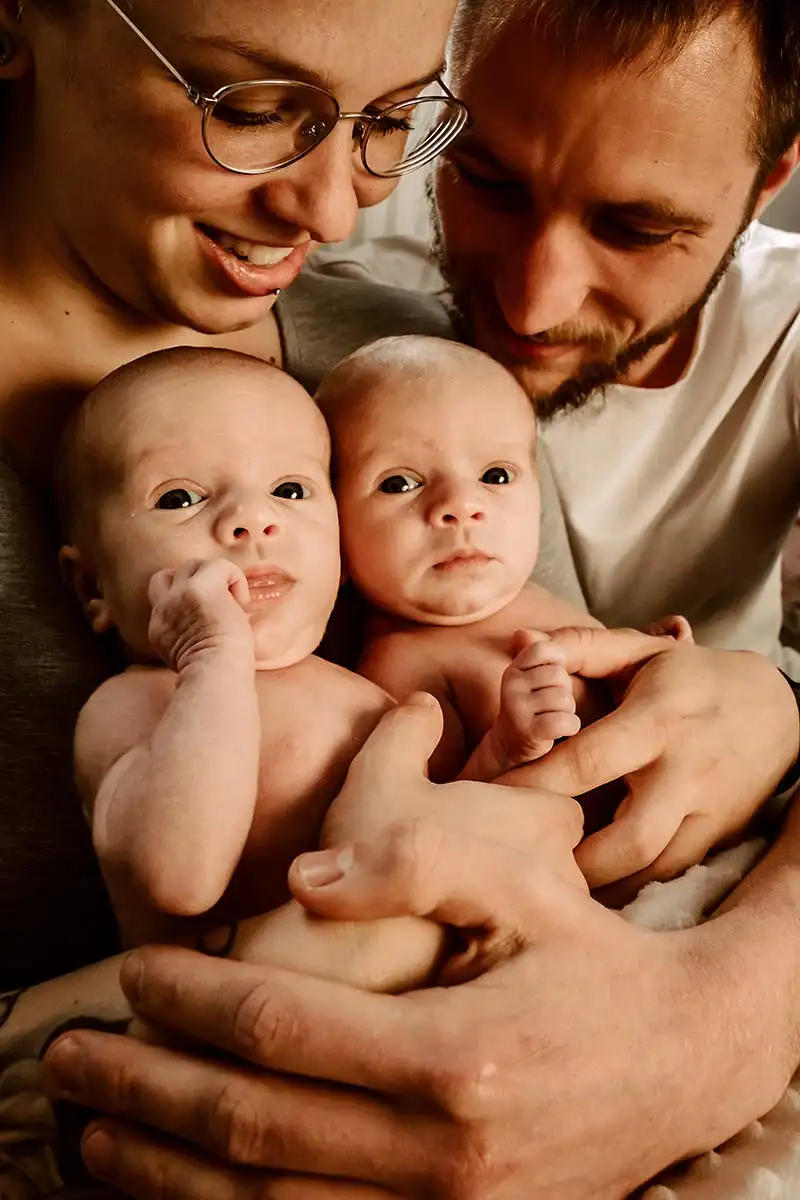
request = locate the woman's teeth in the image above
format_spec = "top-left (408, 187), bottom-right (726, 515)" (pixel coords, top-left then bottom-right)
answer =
top-left (215, 233), bottom-right (294, 268)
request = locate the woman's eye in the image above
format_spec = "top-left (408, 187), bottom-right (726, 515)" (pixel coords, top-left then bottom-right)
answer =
top-left (272, 480), bottom-right (310, 500)
top-left (481, 466), bottom-right (515, 486)
top-left (379, 474), bottom-right (422, 495)
top-left (155, 487), bottom-right (205, 510)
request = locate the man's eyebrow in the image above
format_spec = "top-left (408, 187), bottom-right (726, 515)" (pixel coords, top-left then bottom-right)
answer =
top-left (604, 201), bottom-right (713, 232)
top-left (185, 37), bottom-right (444, 96)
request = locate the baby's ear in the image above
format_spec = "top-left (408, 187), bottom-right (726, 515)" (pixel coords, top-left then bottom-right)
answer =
top-left (58, 545), bottom-right (114, 634)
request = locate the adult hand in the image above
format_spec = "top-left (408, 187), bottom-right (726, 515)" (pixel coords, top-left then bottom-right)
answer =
top-left (500, 628), bottom-right (799, 895)
top-left (43, 816), bottom-right (795, 1200)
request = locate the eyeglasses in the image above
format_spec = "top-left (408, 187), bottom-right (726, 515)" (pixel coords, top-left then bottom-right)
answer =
top-left (103, 0), bottom-right (470, 178)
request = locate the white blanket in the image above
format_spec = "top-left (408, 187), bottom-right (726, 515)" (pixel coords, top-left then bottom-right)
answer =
top-left (624, 841), bottom-right (800, 1199)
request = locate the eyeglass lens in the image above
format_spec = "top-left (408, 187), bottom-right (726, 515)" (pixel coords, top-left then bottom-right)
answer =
top-left (204, 81), bottom-right (463, 176)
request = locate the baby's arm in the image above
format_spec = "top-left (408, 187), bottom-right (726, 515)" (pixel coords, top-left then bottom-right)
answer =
top-left (76, 559), bottom-right (260, 934)
top-left (460, 629), bottom-right (582, 781)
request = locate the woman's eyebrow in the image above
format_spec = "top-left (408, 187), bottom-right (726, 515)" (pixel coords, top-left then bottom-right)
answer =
top-left (186, 35), bottom-right (444, 94)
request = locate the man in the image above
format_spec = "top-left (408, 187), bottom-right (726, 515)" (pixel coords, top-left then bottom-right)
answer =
top-left (436, 0), bottom-right (800, 673)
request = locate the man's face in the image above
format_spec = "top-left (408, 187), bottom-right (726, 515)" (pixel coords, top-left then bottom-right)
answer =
top-left (436, 11), bottom-right (764, 414)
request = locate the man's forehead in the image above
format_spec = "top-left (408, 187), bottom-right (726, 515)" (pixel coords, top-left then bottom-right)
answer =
top-left (453, 7), bottom-right (757, 169)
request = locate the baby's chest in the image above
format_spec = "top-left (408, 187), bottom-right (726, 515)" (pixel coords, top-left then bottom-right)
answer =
top-left (446, 640), bottom-right (512, 747)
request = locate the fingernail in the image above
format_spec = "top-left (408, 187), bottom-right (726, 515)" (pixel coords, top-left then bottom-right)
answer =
top-left (120, 950), bottom-right (143, 1005)
top-left (82, 1126), bottom-right (116, 1178)
top-left (44, 1035), bottom-right (83, 1095)
top-left (296, 845), bottom-right (355, 888)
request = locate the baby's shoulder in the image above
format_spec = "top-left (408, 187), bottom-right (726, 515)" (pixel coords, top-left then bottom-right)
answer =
top-left (262, 655), bottom-right (394, 721)
top-left (358, 624), bottom-right (452, 700)
top-left (498, 584), bottom-right (601, 635)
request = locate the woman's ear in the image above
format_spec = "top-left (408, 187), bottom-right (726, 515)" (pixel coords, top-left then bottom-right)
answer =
top-left (59, 545), bottom-right (114, 634)
top-left (0, 1), bottom-right (33, 81)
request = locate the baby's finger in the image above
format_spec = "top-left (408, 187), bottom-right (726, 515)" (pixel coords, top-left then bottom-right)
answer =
top-left (529, 711), bottom-right (581, 743)
top-left (147, 567), bottom-right (176, 608)
top-left (510, 628), bottom-right (552, 659)
top-left (517, 685), bottom-right (577, 715)
top-left (506, 658), bottom-right (570, 690)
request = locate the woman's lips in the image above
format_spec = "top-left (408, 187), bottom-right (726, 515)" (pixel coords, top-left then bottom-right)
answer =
top-left (245, 568), bottom-right (295, 602)
top-left (197, 227), bottom-right (310, 298)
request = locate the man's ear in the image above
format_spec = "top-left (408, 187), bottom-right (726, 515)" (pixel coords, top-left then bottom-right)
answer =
top-left (58, 544), bottom-right (114, 634)
top-left (752, 138), bottom-right (800, 220)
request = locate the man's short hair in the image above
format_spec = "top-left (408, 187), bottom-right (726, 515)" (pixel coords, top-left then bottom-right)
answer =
top-left (452, 0), bottom-right (800, 169)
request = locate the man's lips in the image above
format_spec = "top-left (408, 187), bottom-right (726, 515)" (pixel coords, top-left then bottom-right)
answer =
top-left (433, 551), bottom-right (494, 572)
top-left (244, 567), bottom-right (295, 602)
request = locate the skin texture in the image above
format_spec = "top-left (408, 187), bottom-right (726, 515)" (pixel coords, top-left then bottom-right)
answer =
top-left (0, 2), bottom-right (796, 1197)
top-left (435, 10), bottom-right (799, 412)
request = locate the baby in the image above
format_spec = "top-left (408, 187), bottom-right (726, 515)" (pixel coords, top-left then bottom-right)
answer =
top-left (58, 346), bottom-right (446, 984)
top-left (316, 335), bottom-right (617, 785)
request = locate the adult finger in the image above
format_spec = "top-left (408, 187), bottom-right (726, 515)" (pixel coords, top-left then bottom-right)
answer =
top-left (57, 948), bottom-right (437, 1094)
top-left (47, 1032), bottom-right (406, 1185)
top-left (81, 1120), bottom-right (396, 1200)
top-left (496, 703), bottom-right (665, 797)
top-left (426, 781), bottom-right (584, 858)
top-left (545, 625), bottom-right (673, 678)
top-left (597, 813), bottom-right (722, 907)
top-left (290, 817), bottom-right (588, 930)
top-left (574, 767), bottom-right (687, 887)
top-left (344, 692), bottom-right (444, 793)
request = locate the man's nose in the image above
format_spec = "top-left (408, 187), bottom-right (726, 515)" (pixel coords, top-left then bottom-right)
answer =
top-left (427, 480), bottom-right (486, 527)
top-left (495, 216), bottom-right (593, 336)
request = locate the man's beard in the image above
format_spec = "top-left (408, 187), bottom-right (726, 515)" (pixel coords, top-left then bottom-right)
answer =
top-left (428, 183), bottom-right (754, 420)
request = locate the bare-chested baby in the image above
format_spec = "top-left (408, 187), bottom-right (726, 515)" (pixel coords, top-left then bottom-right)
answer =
top-left (315, 335), bottom-right (652, 786)
top-left (58, 346), bottom-right (461, 989)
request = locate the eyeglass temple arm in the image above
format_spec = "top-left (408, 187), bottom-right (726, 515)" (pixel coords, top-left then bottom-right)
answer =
top-left (102, 0), bottom-right (200, 100)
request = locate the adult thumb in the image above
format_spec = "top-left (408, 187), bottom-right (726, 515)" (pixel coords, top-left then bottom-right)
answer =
top-left (343, 692), bottom-right (444, 793)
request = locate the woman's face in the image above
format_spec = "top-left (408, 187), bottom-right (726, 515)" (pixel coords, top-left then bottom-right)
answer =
top-left (22, 0), bottom-right (457, 332)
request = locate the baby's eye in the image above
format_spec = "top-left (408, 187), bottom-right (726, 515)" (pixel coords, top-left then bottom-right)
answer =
top-left (155, 487), bottom-right (206, 510)
top-left (379, 474), bottom-right (422, 495)
top-left (272, 480), bottom-right (310, 500)
top-left (481, 466), bottom-right (515, 486)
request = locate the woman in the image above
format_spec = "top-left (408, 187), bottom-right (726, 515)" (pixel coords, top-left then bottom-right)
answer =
top-left (1, 2), bottom-right (798, 1198)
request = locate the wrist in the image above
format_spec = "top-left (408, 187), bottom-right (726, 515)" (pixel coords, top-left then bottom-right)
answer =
top-left (175, 639), bottom-right (255, 680)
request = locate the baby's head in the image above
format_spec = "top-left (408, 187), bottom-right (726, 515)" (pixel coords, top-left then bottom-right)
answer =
top-left (58, 347), bottom-right (340, 669)
top-left (316, 336), bottom-right (540, 626)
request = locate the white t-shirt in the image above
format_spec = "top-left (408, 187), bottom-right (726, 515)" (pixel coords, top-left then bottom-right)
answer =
top-left (540, 221), bottom-right (800, 673)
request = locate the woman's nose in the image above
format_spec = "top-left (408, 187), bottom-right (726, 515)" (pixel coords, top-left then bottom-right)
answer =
top-left (253, 125), bottom-right (366, 245)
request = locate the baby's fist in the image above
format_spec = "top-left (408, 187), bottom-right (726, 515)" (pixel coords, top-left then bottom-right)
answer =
top-left (148, 558), bottom-right (254, 672)
top-left (495, 630), bottom-right (581, 767)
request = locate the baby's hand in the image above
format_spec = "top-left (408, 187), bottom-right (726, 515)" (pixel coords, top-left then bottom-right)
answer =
top-left (644, 613), bottom-right (694, 642)
top-left (148, 558), bottom-right (254, 672)
top-left (493, 629), bottom-right (582, 768)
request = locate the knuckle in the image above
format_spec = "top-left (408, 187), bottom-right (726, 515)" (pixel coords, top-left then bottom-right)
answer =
top-left (207, 1078), bottom-right (284, 1166)
top-left (232, 982), bottom-right (303, 1065)
top-left (382, 817), bottom-right (445, 915)
top-left (427, 1041), bottom-right (501, 1123)
top-left (442, 1132), bottom-right (500, 1200)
